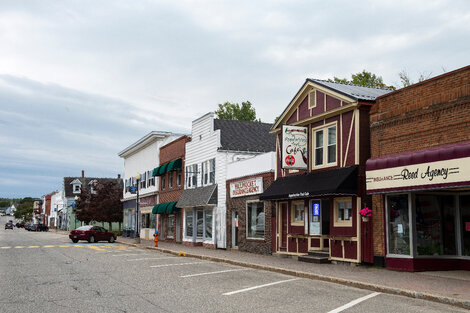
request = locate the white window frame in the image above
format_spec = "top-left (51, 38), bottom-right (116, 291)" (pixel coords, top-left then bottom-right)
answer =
top-left (169, 171), bottom-right (173, 188)
top-left (312, 122), bottom-right (337, 169)
top-left (161, 175), bottom-right (166, 190)
top-left (177, 170), bottom-right (182, 187)
top-left (291, 201), bottom-right (305, 226)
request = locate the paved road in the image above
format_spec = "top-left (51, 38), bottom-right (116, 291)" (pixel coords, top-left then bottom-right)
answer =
top-left (0, 217), bottom-right (467, 312)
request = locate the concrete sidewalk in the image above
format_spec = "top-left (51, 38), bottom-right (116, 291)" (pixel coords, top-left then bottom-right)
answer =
top-left (116, 236), bottom-right (470, 310)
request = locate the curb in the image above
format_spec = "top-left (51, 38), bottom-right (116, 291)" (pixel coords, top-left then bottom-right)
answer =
top-left (116, 241), bottom-right (470, 310)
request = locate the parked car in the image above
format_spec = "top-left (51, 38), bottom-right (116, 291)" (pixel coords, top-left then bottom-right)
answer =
top-left (24, 222), bottom-right (32, 231)
top-left (5, 222), bottom-right (14, 230)
top-left (16, 221), bottom-right (25, 228)
top-left (36, 224), bottom-right (49, 232)
top-left (29, 224), bottom-right (38, 231)
top-left (69, 225), bottom-right (117, 243)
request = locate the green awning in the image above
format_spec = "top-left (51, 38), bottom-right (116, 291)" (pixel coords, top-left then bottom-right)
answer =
top-left (152, 201), bottom-right (179, 214)
top-left (167, 158), bottom-right (182, 171)
top-left (153, 158), bottom-right (183, 176)
top-left (152, 166), bottom-right (160, 176)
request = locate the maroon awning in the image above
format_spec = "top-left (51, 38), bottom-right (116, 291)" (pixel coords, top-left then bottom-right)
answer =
top-left (366, 141), bottom-right (470, 171)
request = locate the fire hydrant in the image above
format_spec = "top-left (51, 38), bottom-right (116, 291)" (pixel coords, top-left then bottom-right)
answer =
top-left (153, 229), bottom-right (159, 247)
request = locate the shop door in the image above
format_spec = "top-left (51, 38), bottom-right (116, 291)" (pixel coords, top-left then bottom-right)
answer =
top-left (280, 202), bottom-right (288, 251)
top-left (232, 211), bottom-right (238, 248)
top-left (176, 213), bottom-right (181, 242)
top-left (461, 195), bottom-right (470, 257)
top-left (361, 216), bottom-right (373, 263)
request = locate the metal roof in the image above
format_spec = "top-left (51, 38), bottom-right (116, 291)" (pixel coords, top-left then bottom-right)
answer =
top-left (308, 79), bottom-right (393, 101)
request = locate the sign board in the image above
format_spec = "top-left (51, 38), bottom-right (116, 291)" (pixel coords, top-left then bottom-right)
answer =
top-left (281, 125), bottom-right (308, 170)
top-left (309, 200), bottom-right (321, 236)
top-left (230, 177), bottom-right (263, 198)
top-left (130, 186), bottom-right (137, 194)
top-left (366, 157), bottom-right (470, 193)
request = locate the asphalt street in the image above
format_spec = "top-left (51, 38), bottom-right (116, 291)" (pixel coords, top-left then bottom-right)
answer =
top-left (0, 216), bottom-right (467, 313)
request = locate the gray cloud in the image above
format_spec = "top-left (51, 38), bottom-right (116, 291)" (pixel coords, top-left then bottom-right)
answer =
top-left (0, 0), bottom-right (469, 197)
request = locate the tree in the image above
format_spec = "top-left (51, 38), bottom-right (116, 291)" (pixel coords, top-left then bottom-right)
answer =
top-left (328, 70), bottom-right (395, 89)
top-left (94, 181), bottom-right (123, 231)
top-left (75, 188), bottom-right (94, 225)
top-left (215, 101), bottom-right (259, 121)
top-left (14, 198), bottom-right (34, 220)
top-left (398, 69), bottom-right (432, 87)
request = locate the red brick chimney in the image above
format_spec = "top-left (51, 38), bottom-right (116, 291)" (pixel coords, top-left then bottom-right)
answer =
top-left (82, 170), bottom-right (85, 178)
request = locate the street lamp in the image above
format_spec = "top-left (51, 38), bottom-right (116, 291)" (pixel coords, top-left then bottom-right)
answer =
top-left (74, 196), bottom-right (79, 229)
top-left (135, 173), bottom-right (141, 244)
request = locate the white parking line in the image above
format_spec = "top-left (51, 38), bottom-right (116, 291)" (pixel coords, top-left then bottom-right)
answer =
top-left (150, 262), bottom-right (205, 268)
top-left (111, 253), bottom-right (149, 256)
top-left (181, 268), bottom-right (250, 278)
top-left (327, 292), bottom-right (381, 313)
top-left (127, 257), bottom-right (177, 261)
top-left (223, 278), bottom-right (299, 295)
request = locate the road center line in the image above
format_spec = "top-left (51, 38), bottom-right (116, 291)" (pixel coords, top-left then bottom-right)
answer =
top-left (181, 268), bottom-right (250, 278)
top-left (150, 262), bottom-right (204, 268)
top-left (127, 257), bottom-right (177, 261)
top-left (327, 292), bottom-right (381, 313)
top-left (223, 278), bottom-right (299, 296)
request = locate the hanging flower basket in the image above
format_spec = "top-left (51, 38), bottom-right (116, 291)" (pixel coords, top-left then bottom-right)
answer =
top-left (359, 207), bottom-right (372, 222)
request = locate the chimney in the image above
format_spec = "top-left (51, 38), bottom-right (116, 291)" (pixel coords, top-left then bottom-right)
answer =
top-left (82, 170), bottom-right (85, 178)
top-left (117, 174), bottom-right (121, 179)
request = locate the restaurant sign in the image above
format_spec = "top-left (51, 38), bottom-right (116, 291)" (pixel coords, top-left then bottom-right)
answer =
top-left (282, 125), bottom-right (308, 170)
top-left (230, 177), bottom-right (263, 198)
top-left (366, 157), bottom-right (470, 193)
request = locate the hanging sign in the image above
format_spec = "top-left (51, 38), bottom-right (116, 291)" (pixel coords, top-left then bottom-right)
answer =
top-left (282, 125), bottom-right (308, 170)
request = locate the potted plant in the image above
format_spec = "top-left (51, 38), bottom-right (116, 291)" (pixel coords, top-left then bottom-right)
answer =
top-left (359, 207), bottom-right (372, 222)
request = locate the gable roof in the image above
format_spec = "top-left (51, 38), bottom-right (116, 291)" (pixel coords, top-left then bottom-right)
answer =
top-left (214, 119), bottom-right (276, 152)
top-left (272, 79), bottom-right (393, 131)
top-left (63, 177), bottom-right (122, 198)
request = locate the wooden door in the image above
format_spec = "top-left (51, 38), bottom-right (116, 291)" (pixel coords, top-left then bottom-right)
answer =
top-left (280, 202), bottom-right (288, 251)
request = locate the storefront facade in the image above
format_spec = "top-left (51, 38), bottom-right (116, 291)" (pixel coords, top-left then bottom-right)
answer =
top-left (367, 65), bottom-right (470, 271)
top-left (261, 79), bottom-right (391, 263)
top-left (226, 152), bottom-right (275, 254)
top-left (152, 135), bottom-right (189, 242)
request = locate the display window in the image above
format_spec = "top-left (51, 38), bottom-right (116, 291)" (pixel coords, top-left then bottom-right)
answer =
top-left (333, 197), bottom-right (352, 227)
top-left (247, 201), bottom-right (265, 239)
top-left (387, 194), bottom-right (410, 256)
top-left (291, 201), bottom-right (304, 226)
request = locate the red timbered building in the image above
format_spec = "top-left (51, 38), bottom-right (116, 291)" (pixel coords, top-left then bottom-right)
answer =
top-left (261, 79), bottom-right (391, 264)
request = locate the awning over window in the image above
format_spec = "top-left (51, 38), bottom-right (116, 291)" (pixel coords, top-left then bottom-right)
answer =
top-left (152, 201), bottom-right (179, 214)
top-left (366, 141), bottom-right (470, 194)
top-left (152, 158), bottom-right (183, 177)
top-left (176, 185), bottom-right (217, 208)
top-left (259, 166), bottom-right (358, 201)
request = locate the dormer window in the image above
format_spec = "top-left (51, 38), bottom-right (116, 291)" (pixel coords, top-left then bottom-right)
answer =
top-left (71, 179), bottom-right (82, 194)
top-left (89, 180), bottom-right (98, 194)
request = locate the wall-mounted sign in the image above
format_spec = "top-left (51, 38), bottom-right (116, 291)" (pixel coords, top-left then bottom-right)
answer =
top-left (230, 177), bottom-right (263, 198)
top-left (130, 186), bottom-right (137, 194)
top-left (282, 125), bottom-right (308, 170)
top-left (313, 203), bottom-right (320, 216)
top-left (366, 157), bottom-right (470, 193)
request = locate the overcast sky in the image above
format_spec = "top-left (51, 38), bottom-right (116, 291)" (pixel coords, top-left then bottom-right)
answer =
top-left (1, 0), bottom-right (469, 198)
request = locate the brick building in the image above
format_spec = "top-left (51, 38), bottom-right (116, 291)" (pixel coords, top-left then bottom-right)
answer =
top-left (152, 135), bottom-right (190, 242)
top-left (366, 65), bottom-right (470, 271)
top-left (226, 152), bottom-right (275, 254)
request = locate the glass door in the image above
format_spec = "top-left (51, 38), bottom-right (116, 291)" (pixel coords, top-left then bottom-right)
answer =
top-left (309, 200), bottom-right (321, 236)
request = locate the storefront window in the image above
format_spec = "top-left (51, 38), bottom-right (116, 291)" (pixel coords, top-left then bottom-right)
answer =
top-left (461, 195), bottom-right (470, 256)
top-left (197, 210), bottom-right (204, 238)
top-left (387, 194), bottom-right (410, 255)
top-left (185, 210), bottom-right (193, 237)
top-left (247, 201), bottom-right (264, 239)
top-left (205, 209), bottom-right (212, 239)
top-left (168, 215), bottom-right (174, 238)
top-left (416, 195), bottom-right (456, 256)
top-left (336, 199), bottom-right (352, 221)
top-left (291, 201), bottom-right (304, 225)
top-left (150, 213), bottom-right (156, 229)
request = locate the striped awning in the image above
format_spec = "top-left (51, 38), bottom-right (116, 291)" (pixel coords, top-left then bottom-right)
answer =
top-left (152, 158), bottom-right (183, 177)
